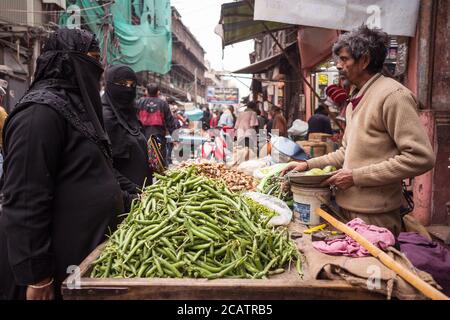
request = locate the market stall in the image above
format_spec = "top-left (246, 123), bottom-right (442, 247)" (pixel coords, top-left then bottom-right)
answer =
top-left (61, 236), bottom-right (383, 300)
top-left (62, 161), bottom-right (447, 300)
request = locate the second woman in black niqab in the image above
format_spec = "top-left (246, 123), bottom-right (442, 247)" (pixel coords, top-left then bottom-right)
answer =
top-left (102, 64), bottom-right (152, 196)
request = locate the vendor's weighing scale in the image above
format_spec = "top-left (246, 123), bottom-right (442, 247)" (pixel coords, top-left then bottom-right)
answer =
top-left (287, 171), bottom-right (337, 187)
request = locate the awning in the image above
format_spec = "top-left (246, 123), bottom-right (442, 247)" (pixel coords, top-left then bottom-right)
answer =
top-left (253, 0), bottom-right (420, 37)
top-left (232, 41), bottom-right (297, 74)
top-left (298, 27), bottom-right (340, 69)
top-left (216, 0), bottom-right (292, 47)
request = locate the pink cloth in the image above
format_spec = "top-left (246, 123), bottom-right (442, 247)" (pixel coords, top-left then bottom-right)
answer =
top-left (312, 218), bottom-right (396, 257)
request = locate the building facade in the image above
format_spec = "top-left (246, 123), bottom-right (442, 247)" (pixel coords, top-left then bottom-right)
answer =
top-left (234, 27), bottom-right (304, 125)
top-left (138, 7), bottom-right (207, 106)
top-left (0, 0), bottom-right (64, 111)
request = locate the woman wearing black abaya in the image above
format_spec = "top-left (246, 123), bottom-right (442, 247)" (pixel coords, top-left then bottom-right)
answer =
top-left (102, 65), bottom-right (152, 195)
top-left (0, 29), bottom-right (124, 300)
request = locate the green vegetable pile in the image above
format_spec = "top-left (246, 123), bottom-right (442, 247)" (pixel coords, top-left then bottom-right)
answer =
top-left (244, 197), bottom-right (276, 218)
top-left (90, 168), bottom-right (302, 279)
top-left (304, 165), bottom-right (337, 176)
top-left (260, 176), bottom-right (293, 208)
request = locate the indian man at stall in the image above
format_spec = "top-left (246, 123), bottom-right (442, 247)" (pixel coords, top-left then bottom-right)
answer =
top-left (283, 25), bottom-right (435, 236)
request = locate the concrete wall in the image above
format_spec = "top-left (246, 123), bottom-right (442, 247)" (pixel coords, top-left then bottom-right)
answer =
top-left (408, 0), bottom-right (450, 225)
top-left (430, 0), bottom-right (450, 224)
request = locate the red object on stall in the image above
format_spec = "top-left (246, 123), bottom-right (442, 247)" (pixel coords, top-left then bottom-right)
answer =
top-left (326, 84), bottom-right (349, 105)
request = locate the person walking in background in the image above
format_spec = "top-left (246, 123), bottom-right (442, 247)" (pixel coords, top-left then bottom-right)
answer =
top-left (168, 100), bottom-right (181, 130)
top-left (256, 108), bottom-right (267, 131)
top-left (136, 84), bottom-right (178, 166)
top-left (176, 110), bottom-right (188, 128)
top-left (235, 101), bottom-right (259, 161)
top-left (167, 98), bottom-right (187, 128)
top-left (166, 98), bottom-right (182, 165)
top-left (102, 64), bottom-right (152, 207)
top-left (307, 104), bottom-right (333, 138)
top-left (269, 105), bottom-right (288, 137)
top-left (209, 109), bottom-right (219, 129)
top-left (229, 105), bottom-right (237, 127)
top-left (202, 106), bottom-right (212, 131)
top-left (217, 105), bottom-right (234, 128)
top-left (235, 101), bottom-right (259, 146)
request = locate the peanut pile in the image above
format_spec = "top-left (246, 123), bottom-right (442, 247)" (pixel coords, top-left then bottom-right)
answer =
top-left (180, 162), bottom-right (256, 192)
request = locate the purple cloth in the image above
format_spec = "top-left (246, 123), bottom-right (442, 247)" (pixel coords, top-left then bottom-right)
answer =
top-left (312, 218), bottom-right (396, 257)
top-left (398, 232), bottom-right (450, 296)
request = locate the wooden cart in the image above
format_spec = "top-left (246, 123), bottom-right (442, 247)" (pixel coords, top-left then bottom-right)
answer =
top-left (61, 242), bottom-right (384, 300)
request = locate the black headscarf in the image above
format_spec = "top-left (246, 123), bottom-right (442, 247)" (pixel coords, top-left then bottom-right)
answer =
top-left (103, 64), bottom-right (140, 136)
top-left (25, 28), bottom-right (111, 160)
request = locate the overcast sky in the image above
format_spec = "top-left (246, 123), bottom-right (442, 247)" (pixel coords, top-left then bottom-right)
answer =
top-left (170, 0), bottom-right (253, 97)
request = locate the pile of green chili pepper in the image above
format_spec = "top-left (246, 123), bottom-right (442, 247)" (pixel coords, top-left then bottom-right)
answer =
top-left (90, 167), bottom-right (302, 279)
top-left (261, 176), bottom-right (294, 208)
top-left (244, 197), bottom-right (277, 219)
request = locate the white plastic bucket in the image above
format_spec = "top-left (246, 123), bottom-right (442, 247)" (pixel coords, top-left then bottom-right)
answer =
top-left (291, 185), bottom-right (330, 226)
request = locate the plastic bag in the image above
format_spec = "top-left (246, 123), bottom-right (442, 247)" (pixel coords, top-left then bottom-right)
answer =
top-left (244, 192), bottom-right (293, 226)
top-left (253, 162), bottom-right (287, 180)
top-left (256, 163), bottom-right (290, 191)
top-left (237, 156), bottom-right (272, 176)
top-left (288, 119), bottom-right (309, 137)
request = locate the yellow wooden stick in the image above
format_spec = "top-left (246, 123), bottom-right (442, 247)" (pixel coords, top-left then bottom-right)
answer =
top-left (315, 208), bottom-right (449, 300)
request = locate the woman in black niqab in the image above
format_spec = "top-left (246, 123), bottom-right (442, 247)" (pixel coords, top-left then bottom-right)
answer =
top-left (102, 64), bottom-right (152, 198)
top-left (0, 28), bottom-right (124, 300)
top-left (30, 28), bottom-right (111, 157)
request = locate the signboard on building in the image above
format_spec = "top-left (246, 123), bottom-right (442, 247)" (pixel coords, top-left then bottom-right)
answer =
top-left (206, 87), bottom-right (239, 105)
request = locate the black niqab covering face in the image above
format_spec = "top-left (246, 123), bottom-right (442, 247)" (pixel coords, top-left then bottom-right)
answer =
top-left (105, 64), bottom-right (137, 107)
top-left (29, 28), bottom-right (111, 159)
top-left (104, 64), bottom-right (140, 136)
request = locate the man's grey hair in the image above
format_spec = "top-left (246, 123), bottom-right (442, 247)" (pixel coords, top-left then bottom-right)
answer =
top-left (333, 25), bottom-right (389, 74)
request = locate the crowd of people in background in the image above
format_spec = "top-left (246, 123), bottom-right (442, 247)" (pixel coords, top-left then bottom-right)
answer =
top-left (203, 101), bottom-right (291, 139)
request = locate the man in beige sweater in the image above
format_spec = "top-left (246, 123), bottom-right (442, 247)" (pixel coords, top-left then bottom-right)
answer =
top-left (284, 26), bottom-right (435, 236)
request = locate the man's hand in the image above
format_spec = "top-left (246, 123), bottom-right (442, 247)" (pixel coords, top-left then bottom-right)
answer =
top-left (26, 278), bottom-right (55, 300)
top-left (323, 169), bottom-right (354, 190)
top-left (280, 161), bottom-right (308, 177)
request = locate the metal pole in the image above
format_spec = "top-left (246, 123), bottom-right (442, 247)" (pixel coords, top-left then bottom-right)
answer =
top-left (194, 67), bottom-right (198, 106)
top-left (102, 1), bottom-right (110, 68)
